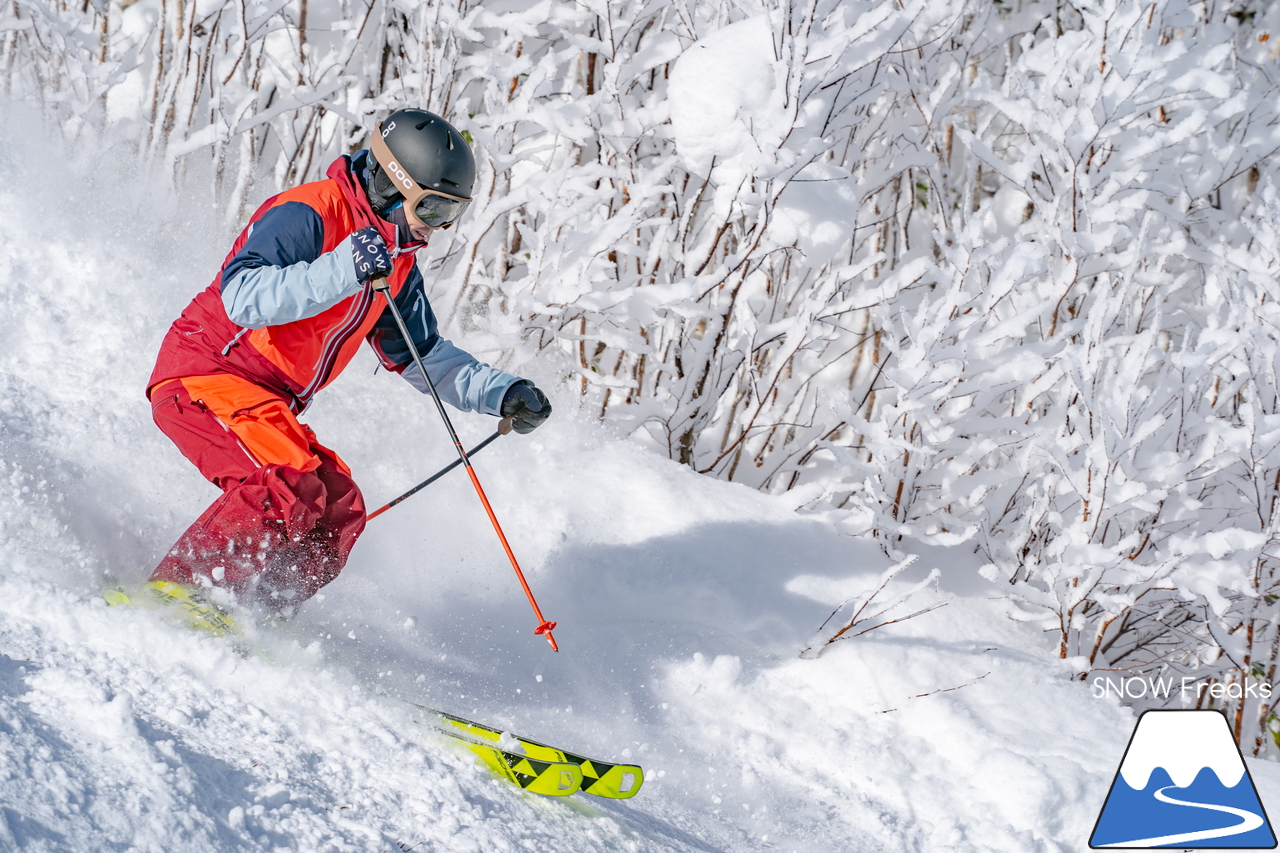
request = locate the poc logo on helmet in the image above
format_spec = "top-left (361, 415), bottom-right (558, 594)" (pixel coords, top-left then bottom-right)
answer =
top-left (386, 159), bottom-right (414, 192)
top-left (381, 120), bottom-right (396, 138)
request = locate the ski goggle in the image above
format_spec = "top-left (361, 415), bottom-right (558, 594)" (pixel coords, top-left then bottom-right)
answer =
top-left (412, 192), bottom-right (470, 230)
top-left (369, 126), bottom-right (471, 231)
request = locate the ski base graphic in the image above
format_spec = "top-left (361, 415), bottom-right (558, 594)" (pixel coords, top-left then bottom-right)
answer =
top-left (416, 705), bottom-right (644, 799)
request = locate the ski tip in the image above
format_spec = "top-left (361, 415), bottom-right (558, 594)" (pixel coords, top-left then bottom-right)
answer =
top-left (582, 765), bottom-right (645, 799)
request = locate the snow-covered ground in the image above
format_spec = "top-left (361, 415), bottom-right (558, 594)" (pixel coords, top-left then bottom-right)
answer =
top-left (2, 107), bottom-right (1278, 853)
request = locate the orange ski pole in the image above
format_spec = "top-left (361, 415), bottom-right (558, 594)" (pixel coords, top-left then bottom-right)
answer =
top-left (370, 277), bottom-right (558, 651)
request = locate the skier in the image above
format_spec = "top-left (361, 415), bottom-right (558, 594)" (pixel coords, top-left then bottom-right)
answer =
top-left (143, 108), bottom-right (551, 623)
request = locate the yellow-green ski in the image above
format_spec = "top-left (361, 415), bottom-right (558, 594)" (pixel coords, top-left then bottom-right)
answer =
top-left (431, 724), bottom-right (583, 796)
top-left (419, 706), bottom-right (644, 799)
top-left (103, 580), bottom-right (241, 637)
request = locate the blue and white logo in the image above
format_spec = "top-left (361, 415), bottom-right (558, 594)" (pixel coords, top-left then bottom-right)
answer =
top-left (1091, 710), bottom-right (1276, 848)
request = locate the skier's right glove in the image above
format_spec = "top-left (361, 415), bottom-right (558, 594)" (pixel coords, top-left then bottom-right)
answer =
top-left (352, 226), bottom-right (394, 282)
top-left (501, 381), bottom-right (552, 434)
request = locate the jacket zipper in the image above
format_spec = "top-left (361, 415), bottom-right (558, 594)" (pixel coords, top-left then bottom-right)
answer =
top-left (298, 283), bottom-right (375, 403)
top-left (221, 328), bottom-right (249, 356)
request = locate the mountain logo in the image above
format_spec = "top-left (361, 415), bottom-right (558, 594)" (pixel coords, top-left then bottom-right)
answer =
top-left (1090, 710), bottom-right (1276, 849)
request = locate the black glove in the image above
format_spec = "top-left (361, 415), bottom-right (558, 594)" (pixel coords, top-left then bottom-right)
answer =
top-left (351, 226), bottom-right (393, 282)
top-left (501, 381), bottom-right (552, 434)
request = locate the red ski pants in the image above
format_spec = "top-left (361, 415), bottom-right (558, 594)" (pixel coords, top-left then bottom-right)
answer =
top-left (148, 376), bottom-right (366, 609)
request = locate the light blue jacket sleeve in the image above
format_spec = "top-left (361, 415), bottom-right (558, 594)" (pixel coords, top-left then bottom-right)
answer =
top-left (401, 338), bottom-right (523, 416)
top-left (221, 234), bottom-right (360, 329)
top-left (367, 264), bottom-right (523, 415)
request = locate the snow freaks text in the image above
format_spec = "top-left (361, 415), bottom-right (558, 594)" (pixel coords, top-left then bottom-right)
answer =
top-left (1091, 677), bottom-right (1274, 702)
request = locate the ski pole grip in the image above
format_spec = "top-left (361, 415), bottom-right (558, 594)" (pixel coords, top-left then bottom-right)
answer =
top-left (370, 276), bottom-right (391, 293)
top-left (499, 416), bottom-right (515, 436)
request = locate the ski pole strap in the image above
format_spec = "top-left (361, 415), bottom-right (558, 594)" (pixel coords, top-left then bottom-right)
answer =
top-left (367, 417), bottom-right (514, 521)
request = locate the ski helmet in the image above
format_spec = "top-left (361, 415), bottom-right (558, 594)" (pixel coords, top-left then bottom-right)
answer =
top-left (367, 109), bottom-right (474, 230)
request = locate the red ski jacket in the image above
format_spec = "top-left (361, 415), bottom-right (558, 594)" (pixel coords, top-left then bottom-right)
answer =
top-left (148, 154), bottom-right (518, 416)
top-left (148, 154), bottom-right (421, 411)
